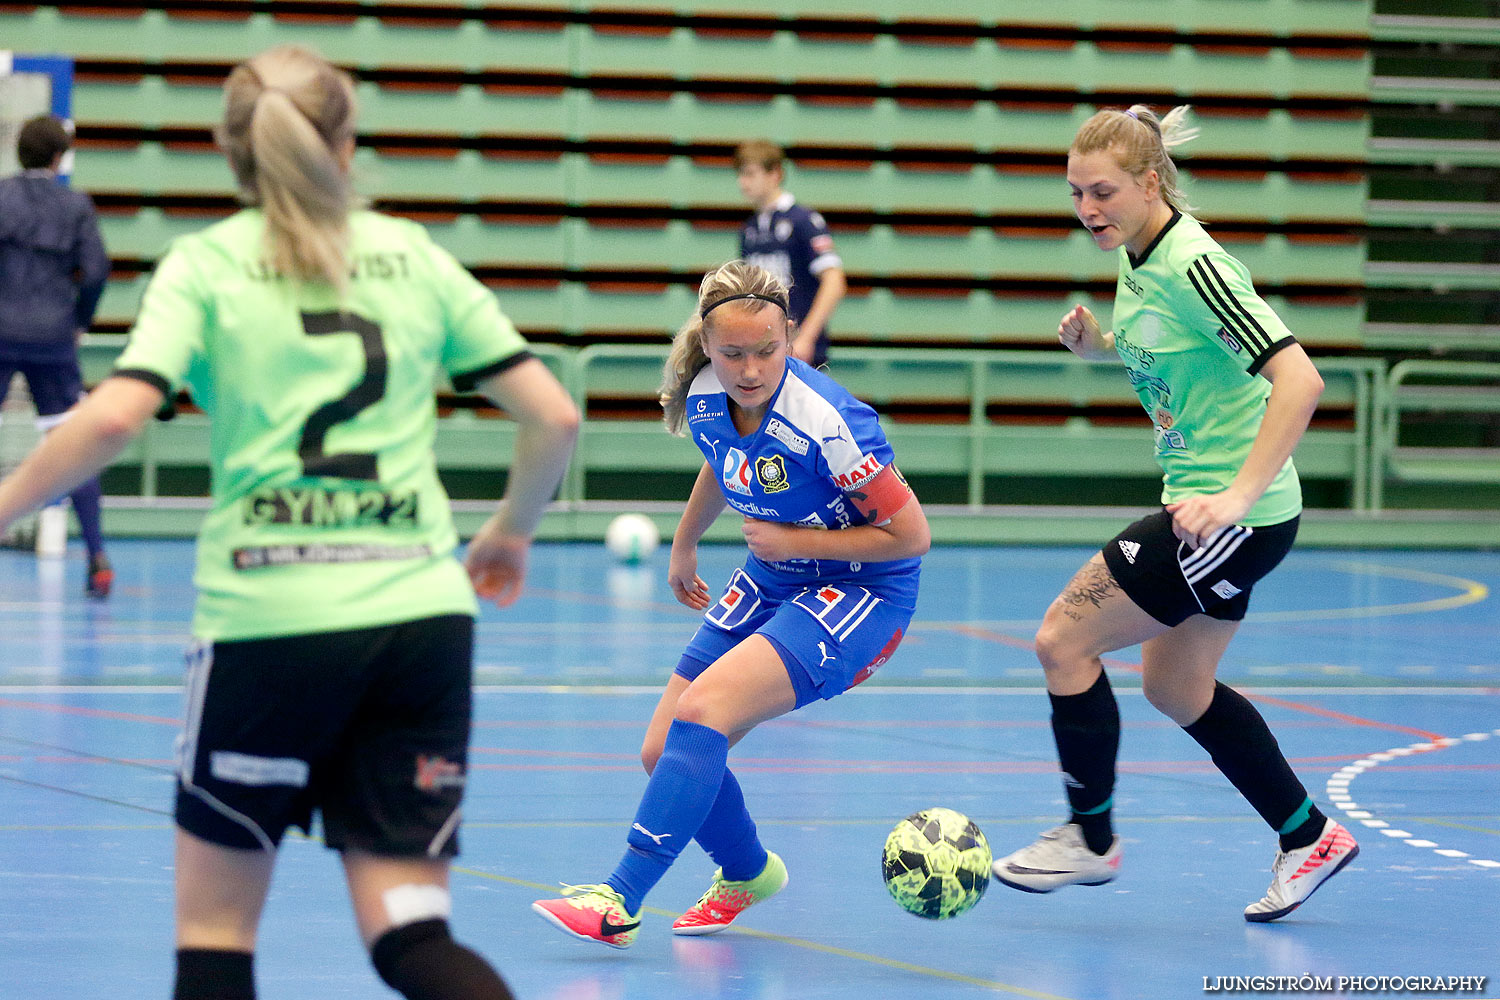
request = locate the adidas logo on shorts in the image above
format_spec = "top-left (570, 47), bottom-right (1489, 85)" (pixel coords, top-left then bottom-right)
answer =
top-left (1117, 540), bottom-right (1141, 564)
top-left (1210, 579), bottom-right (1242, 600)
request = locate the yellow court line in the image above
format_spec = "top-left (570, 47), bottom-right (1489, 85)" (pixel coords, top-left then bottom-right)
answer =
top-left (453, 864), bottom-right (1074, 1000)
top-left (1246, 561), bottom-right (1489, 623)
top-left (1404, 817), bottom-right (1500, 837)
top-left (720, 924), bottom-right (1073, 998)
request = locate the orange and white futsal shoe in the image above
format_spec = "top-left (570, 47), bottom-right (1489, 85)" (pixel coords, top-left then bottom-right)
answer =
top-left (532, 883), bottom-right (641, 949)
top-left (1244, 819), bottom-right (1359, 922)
top-left (672, 852), bottom-right (788, 935)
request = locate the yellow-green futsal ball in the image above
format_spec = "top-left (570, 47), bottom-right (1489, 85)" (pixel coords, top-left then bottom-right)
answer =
top-left (882, 808), bottom-right (991, 919)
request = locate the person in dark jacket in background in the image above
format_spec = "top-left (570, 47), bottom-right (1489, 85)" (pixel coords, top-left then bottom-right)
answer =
top-left (0, 114), bottom-right (113, 597)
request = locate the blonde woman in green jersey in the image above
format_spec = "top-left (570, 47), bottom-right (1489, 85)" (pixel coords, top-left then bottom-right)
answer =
top-left (0, 46), bottom-right (577, 1000)
top-left (990, 105), bottom-right (1358, 923)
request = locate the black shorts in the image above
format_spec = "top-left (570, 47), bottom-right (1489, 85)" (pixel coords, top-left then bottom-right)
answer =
top-left (0, 358), bottom-right (84, 419)
top-left (175, 614), bottom-right (474, 856)
top-left (1100, 510), bottom-right (1299, 627)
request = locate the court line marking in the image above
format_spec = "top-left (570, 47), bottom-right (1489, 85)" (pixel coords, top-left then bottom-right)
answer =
top-left (452, 864), bottom-right (1073, 999)
top-left (1263, 560), bottom-right (1489, 623)
top-left (4, 684), bottom-right (1500, 696)
top-left (1326, 728), bottom-right (1500, 870)
top-left (943, 627), bottom-right (1483, 742)
top-left (926, 560), bottom-right (1490, 628)
top-left (0, 758), bottom-right (1065, 996)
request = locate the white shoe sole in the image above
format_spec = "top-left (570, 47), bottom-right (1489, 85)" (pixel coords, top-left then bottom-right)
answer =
top-left (993, 864), bottom-right (1118, 894)
top-left (531, 902), bottom-right (634, 949)
top-left (672, 921), bottom-right (731, 936)
top-left (1243, 843), bottom-right (1360, 923)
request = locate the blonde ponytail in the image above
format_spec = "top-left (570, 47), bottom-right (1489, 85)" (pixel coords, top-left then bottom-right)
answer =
top-left (1071, 104), bottom-right (1199, 213)
top-left (218, 45), bottom-right (358, 290)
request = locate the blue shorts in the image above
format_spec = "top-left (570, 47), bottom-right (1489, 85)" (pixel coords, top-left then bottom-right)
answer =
top-left (676, 567), bottom-right (913, 708)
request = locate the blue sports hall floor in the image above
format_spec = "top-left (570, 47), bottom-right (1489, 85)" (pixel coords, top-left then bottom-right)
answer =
top-left (1, 538), bottom-right (1497, 1000)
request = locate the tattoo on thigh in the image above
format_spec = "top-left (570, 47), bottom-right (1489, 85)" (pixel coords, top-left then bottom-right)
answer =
top-left (1058, 561), bottom-right (1120, 617)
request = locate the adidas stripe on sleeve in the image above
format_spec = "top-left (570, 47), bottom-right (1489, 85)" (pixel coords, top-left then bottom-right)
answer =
top-left (1184, 254), bottom-right (1296, 376)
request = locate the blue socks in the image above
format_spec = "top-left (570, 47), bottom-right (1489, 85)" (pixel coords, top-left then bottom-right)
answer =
top-left (694, 767), bottom-right (768, 882)
top-left (69, 476), bottom-right (105, 559)
top-left (607, 719), bottom-right (729, 914)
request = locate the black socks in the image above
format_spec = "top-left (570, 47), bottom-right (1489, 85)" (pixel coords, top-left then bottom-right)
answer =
top-left (1050, 671), bottom-right (1121, 855)
top-left (174, 949), bottom-right (254, 1000)
top-left (1183, 681), bottom-right (1326, 851)
top-left (371, 918), bottom-right (515, 1000)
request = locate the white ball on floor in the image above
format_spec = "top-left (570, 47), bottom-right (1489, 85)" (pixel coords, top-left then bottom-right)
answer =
top-left (605, 513), bottom-right (660, 564)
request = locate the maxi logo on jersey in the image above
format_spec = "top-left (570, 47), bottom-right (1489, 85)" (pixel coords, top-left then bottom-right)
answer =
top-left (832, 454), bottom-right (884, 490)
top-left (722, 448), bottom-right (753, 495)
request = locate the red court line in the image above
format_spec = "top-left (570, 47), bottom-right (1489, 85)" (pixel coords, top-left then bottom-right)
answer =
top-left (466, 753), bottom-right (1372, 776)
top-left (0, 698), bottom-right (178, 726)
top-left (1358, 762), bottom-right (1500, 772)
top-left (945, 624), bottom-right (1449, 742)
top-left (0, 755), bottom-right (172, 766)
top-left (1246, 693), bottom-right (1444, 741)
top-left (951, 623), bottom-right (1036, 651)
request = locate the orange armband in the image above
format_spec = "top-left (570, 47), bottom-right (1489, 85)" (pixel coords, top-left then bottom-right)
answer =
top-left (845, 463), bottom-right (913, 526)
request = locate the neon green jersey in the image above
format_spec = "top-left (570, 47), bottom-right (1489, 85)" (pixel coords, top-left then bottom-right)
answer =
top-left (1110, 210), bottom-right (1302, 526)
top-left (114, 208), bottom-right (530, 640)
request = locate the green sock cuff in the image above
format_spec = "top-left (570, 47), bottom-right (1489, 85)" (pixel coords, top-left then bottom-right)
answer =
top-left (737, 851), bottom-right (782, 891)
top-left (1074, 796), bottom-right (1113, 816)
top-left (1277, 797), bottom-right (1314, 835)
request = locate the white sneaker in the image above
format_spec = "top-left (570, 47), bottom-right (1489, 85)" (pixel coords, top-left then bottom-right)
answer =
top-left (1244, 819), bottom-right (1359, 922)
top-left (992, 823), bottom-right (1122, 893)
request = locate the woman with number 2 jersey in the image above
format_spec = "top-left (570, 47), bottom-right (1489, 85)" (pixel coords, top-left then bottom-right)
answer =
top-left (0, 45), bottom-right (578, 1000)
top-left (532, 260), bottom-right (929, 948)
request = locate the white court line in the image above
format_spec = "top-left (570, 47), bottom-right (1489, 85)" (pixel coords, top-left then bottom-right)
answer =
top-left (5, 684), bottom-right (1500, 696)
top-left (1326, 729), bottom-right (1500, 870)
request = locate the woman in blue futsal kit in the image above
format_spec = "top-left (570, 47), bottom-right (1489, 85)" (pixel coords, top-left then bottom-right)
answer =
top-left (533, 260), bottom-right (930, 947)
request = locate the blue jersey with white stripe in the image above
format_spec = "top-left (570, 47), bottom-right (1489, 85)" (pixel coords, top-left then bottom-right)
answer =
top-left (685, 358), bottom-right (919, 605)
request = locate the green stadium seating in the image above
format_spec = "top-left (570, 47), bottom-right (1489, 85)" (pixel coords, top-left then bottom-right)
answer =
top-left (75, 336), bottom-right (1380, 510)
top-left (566, 346), bottom-right (1382, 507)
top-left (69, 141), bottom-right (1367, 224)
top-left (565, 0), bottom-right (1371, 36)
top-left (0, 7), bottom-right (568, 71)
top-left (93, 209), bottom-right (1361, 292)
top-left (575, 29), bottom-right (1368, 96)
top-left (51, 0), bottom-right (1500, 523)
top-left (1378, 360), bottom-right (1500, 493)
top-left (1365, 9), bottom-right (1500, 342)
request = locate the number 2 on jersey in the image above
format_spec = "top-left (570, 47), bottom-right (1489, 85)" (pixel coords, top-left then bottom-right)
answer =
top-left (298, 311), bottom-right (387, 480)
